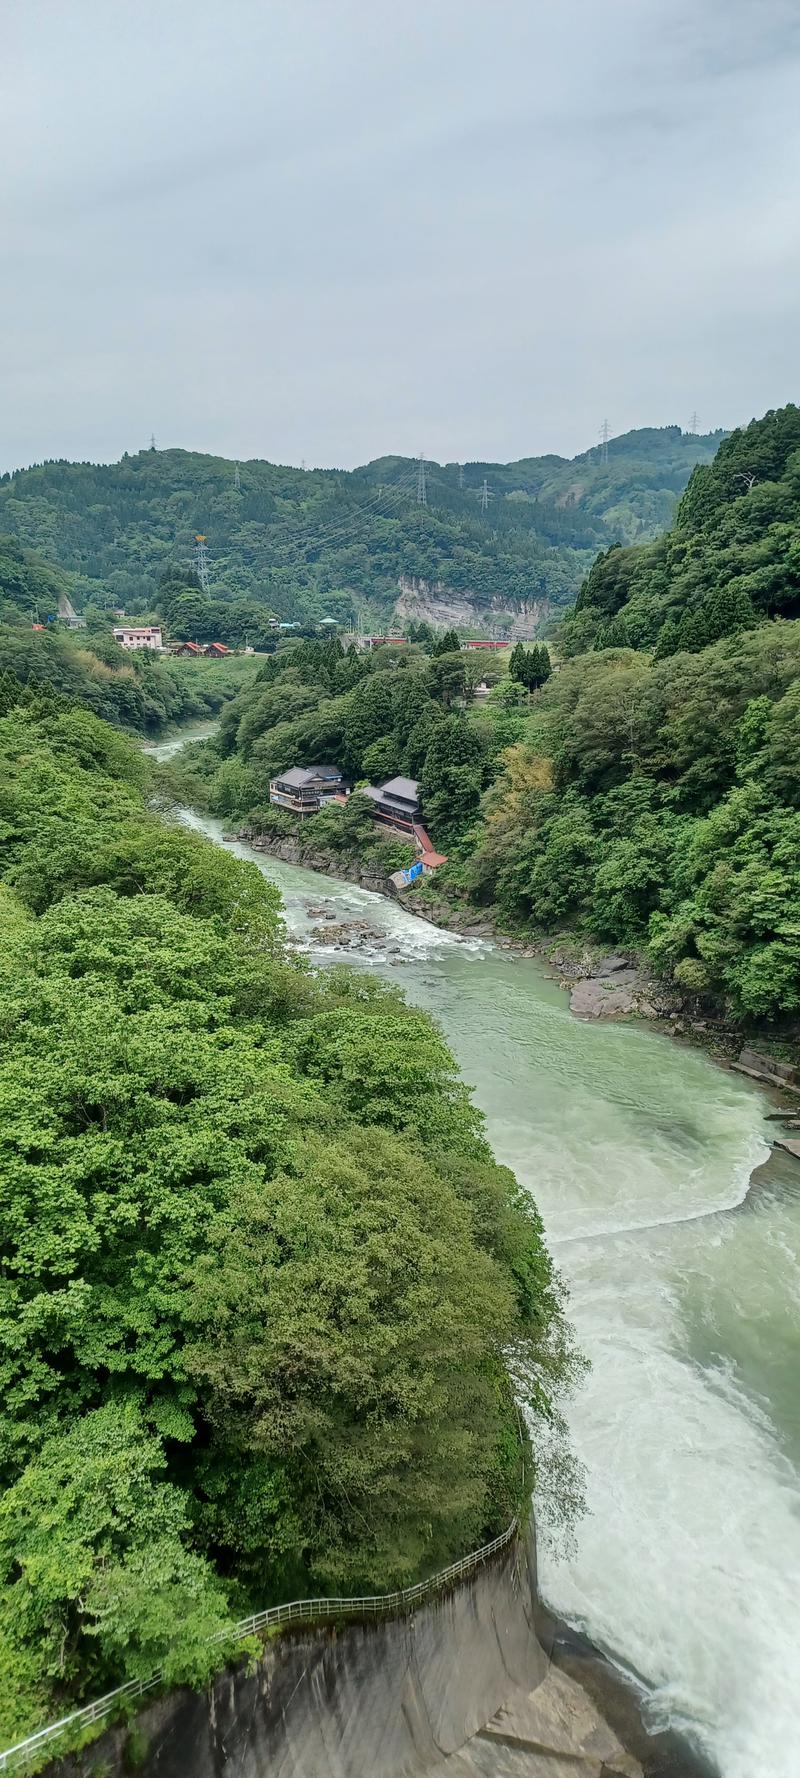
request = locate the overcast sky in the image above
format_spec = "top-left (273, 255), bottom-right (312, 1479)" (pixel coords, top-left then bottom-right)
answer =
top-left (2, 0), bottom-right (799, 473)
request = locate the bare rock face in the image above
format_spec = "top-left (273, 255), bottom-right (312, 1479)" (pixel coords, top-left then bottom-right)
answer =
top-left (569, 972), bottom-right (658, 1021)
top-left (394, 575), bottom-right (550, 638)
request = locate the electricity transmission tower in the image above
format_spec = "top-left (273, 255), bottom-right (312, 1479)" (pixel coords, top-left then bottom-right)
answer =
top-left (690, 411), bottom-right (699, 435)
top-left (599, 419), bottom-right (610, 465)
top-left (417, 453), bottom-right (427, 506)
top-left (149, 433), bottom-right (156, 451)
top-left (480, 477), bottom-right (490, 514)
top-left (234, 462), bottom-right (241, 491)
top-left (458, 464), bottom-right (464, 490)
top-left (194, 534), bottom-right (210, 592)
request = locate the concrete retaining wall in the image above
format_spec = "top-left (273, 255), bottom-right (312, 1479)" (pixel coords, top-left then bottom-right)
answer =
top-left (47, 1535), bottom-right (546, 1778)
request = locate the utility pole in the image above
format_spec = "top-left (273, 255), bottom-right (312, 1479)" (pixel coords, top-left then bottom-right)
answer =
top-left (234, 462), bottom-right (241, 491)
top-left (194, 534), bottom-right (210, 592)
top-left (480, 477), bottom-right (489, 514)
top-left (417, 453), bottom-right (427, 506)
top-left (599, 419), bottom-right (610, 466)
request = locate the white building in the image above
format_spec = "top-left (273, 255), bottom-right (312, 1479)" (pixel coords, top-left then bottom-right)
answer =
top-left (112, 625), bottom-right (163, 651)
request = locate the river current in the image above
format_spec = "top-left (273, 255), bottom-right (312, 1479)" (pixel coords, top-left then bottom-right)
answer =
top-left (148, 730), bottom-right (800, 1778)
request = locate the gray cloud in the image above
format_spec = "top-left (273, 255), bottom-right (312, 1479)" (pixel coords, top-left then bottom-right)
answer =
top-left (1, 0), bottom-right (799, 472)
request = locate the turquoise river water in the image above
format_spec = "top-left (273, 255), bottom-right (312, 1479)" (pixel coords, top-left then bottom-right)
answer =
top-left (148, 729), bottom-right (800, 1778)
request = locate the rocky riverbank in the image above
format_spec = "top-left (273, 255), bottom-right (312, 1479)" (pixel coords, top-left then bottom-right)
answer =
top-left (237, 829), bottom-right (799, 1089)
top-left (237, 827), bottom-right (394, 896)
top-left (397, 881), bottom-right (686, 1026)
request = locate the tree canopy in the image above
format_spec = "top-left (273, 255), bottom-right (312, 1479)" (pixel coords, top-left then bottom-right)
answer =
top-left (563, 406), bottom-right (800, 657)
top-left (0, 703), bottom-right (578, 1745)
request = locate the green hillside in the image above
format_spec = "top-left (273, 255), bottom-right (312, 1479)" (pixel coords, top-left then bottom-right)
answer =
top-left (0, 425), bottom-right (721, 637)
top-left (563, 406), bottom-right (800, 656)
top-left (0, 534), bottom-right (257, 733)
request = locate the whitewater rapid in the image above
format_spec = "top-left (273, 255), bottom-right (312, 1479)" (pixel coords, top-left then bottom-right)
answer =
top-left (149, 764), bottom-right (800, 1778)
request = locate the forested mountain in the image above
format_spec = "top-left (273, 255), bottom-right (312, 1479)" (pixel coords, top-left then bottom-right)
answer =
top-left (184, 405), bottom-right (800, 1030)
top-left (564, 406), bottom-right (800, 656)
top-left (362, 425), bottom-right (724, 549)
top-left (0, 425), bottom-right (720, 638)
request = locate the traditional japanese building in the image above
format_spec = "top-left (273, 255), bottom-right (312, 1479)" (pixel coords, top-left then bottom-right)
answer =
top-left (269, 764), bottom-right (348, 815)
top-left (361, 775), bottom-right (422, 834)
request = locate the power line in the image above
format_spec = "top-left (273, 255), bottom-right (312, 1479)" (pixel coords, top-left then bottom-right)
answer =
top-left (416, 453), bottom-right (427, 507)
top-left (267, 474), bottom-right (416, 559)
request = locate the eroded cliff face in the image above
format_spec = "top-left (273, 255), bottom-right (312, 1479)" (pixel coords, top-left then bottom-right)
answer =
top-left (394, 575), bottom-right (548, 637)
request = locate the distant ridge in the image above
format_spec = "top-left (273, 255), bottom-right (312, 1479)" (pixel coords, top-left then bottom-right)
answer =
top-left (0, 425), bottom-right (723, 635)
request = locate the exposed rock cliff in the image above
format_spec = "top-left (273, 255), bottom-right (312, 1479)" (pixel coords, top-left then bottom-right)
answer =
top-left (395, 574), bottom-right (548, 638)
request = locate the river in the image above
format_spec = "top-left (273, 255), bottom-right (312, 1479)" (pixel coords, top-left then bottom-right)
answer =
top-left (147, 732), bottom-right (800, 1778)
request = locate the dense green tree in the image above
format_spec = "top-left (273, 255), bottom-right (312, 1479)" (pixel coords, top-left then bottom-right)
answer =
top-left (428, 649), bottom-right (467, 707)
top-left (361, 736), bottom-right (396, 781)
top-left (0, 704), bottom-right (580, 1737)
top-left (420, 715), bottom-right (486, 841)
top-left (569, 406), bottom-right (800, 654)
top-left (468, 619), bottom-right (800, 1019)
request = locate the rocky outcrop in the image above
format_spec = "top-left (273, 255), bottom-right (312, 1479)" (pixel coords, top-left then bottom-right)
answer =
top-left (394, 575), bottom-right (549, 638)
top-left (241, 830), bottom-right (391, 896)
top-left (566, 957), bottom-right (662, 1022)
top-left (734, 1047), bottom-right (799, 1088)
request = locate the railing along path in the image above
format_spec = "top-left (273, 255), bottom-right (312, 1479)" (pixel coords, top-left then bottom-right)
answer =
top-left (0, 1520), bottom-right (518, 1773)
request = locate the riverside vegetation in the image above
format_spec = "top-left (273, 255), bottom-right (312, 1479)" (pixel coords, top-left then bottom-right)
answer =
top-left (179, 407), bottom-right (800, 1032)
top-left (0, 678), bottom-right (581, 1750)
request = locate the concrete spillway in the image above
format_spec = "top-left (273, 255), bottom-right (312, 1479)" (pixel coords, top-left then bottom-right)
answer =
top-left (43, 1535), bottom-right (648, 1778)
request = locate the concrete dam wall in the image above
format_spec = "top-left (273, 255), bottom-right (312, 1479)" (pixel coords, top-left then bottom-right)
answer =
top-left (46, 1535), bottom-right (550, 1778)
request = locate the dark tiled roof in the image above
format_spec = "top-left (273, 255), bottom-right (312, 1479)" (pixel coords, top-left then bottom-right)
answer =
top-left (273, 764), bottom-right (343, 789)
top-left (274, 767), bottom-right (316, 788)
top-left (378, 776), bottom-right (419, 801)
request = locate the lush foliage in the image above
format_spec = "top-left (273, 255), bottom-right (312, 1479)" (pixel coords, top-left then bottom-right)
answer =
top-left (0, 533), bottom-right (259, 733)
top-left (0, 429), bottom-right (720, 638)
top-left (563, 406), bottom-right (800, 656)
top-left (468, 625), bottom-right (800, 1020)
top-left (162, 635), bottom-right (525, 855)
top-left (0, 704), bottom-right (577, 1741)
top-left (509, 642), bottom-right (552, 691)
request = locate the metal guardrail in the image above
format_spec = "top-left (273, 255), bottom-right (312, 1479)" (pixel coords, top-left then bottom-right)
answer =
top-left (0, 1520), bottom-right (518, 1773)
